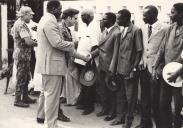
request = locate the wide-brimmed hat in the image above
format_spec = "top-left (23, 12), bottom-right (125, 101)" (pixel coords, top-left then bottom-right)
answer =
top-left (79, 59), bottom-right (98, 86)
top-left (163, 62), bottom-right (183, 87)
top-left (16, 6), bottom-right (34, 17)
top-left (105, 74), bottom-right (120, 92)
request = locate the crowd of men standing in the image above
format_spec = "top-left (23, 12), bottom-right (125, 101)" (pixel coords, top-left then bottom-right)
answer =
top-left (10, 0), bottom-right (183, 128)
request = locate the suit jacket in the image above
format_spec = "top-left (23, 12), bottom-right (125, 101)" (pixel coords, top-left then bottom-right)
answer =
top-left (153, 22), bottom-right (183, 68)
top-left (36, 13), bottom-right (74, 76)
top-left (109, 23), bottom-right (143, 75)
top-left (91, 24), bottom-right (120, 71)
top-left (141, 21), bottom-right (168, 74)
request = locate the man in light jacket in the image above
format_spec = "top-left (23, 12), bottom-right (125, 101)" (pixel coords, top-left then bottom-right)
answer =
top-left (36, 1), bottom-right (90, 128)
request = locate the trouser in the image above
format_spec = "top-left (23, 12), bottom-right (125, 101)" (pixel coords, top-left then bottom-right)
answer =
top-left (116, 74), bottom-right (138, 124)
top-left (160, 80), bottom-right (183, 128)
top-left (14, 60), bottom-right (31, 103)
top-left (97, 70), bottom-right (116, 116)
top-left (82, 84), bottom-right (96, 110)
top-left (139, 68), bottom-right (161, 128)
top-left (30, 49), bottom-right (36, 78)
top-left (37, 75), bottom-right (63, 128)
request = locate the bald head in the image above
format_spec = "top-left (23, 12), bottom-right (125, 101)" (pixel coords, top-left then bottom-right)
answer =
top-left (81, 9), bottom-right (94, 17)
top-left (81, 9), bottom-right (94, 25)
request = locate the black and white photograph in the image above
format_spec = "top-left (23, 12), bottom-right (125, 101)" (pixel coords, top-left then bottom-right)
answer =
top-left (0, 0), bottom-right (183, 128)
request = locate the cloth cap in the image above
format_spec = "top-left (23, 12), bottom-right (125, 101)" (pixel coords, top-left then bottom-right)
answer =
top-left (17, 6), bottom-right (34, 17)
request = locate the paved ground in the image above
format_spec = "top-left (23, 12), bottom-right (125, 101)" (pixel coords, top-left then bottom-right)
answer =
top-left (0, 77), bottom-right (143, 128)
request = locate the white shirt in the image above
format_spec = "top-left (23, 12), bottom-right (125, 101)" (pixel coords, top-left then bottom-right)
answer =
top-left (75, 20), bottom-right (101, 65)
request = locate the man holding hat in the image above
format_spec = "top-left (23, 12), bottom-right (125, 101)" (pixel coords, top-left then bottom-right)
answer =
top-left (12, 6), bottom-right (37, 108)
top-left (153, 3), bottom-right (183, 128)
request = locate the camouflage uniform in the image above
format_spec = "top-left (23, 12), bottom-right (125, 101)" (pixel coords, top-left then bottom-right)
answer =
top-left (12, 18), bottom-right (32, 103)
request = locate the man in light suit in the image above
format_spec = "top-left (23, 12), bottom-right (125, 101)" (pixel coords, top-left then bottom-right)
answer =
top-left (135, 5), bottom-right (168, 128)
top-left (91, 12), bottom-right (120, 121)
top-left (36, 1), bottom-right (90, 128)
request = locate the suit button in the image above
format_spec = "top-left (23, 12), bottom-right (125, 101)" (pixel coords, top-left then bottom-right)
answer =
top-left (146, 49), bottom-right (149, 51)
top-left (147, 56), bottom-right (149, 59)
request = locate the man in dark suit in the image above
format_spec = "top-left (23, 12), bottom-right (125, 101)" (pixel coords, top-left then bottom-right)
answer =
top-left (109, 9), bottom-right (143, 128)
top-left (91, 12), bottom-right (120, 121)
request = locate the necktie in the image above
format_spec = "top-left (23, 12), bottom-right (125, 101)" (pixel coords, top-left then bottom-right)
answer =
top-left (106, 30), bottom-right (109, 36)
top-left (148, 25), bottom-right (152, 38)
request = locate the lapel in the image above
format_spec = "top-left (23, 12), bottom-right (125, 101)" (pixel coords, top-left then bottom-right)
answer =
top-left (121, 23), bottom-right (133, 41)
top-left (148, 22), bottom-right (162, 41)
top-left (168, 23), bottom-right (176, 45)
top-left (99, 25), bottom-right (119, 45)
top-left (175, 25), bottom-right (183, 37)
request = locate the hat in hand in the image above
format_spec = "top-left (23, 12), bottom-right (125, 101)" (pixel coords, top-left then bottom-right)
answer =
top-left (105, 74), bottom-right (120, 92)
top-left (79, 59), bottom-right (98, 86)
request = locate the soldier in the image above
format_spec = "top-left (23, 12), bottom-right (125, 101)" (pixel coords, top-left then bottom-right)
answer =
top-left (12, 6), bottom-right (37, 108)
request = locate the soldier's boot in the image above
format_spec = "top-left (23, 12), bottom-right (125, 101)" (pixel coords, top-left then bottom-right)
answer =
top-left (22, 83), bottom-right (36, 104)
top-left (14, 94), bottom-right (29, 108)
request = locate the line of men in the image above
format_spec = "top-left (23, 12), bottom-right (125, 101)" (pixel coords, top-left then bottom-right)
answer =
top-left (89, 3), bottom-right (183, 128)
top-left (11, 0), bottom-right (183, 128)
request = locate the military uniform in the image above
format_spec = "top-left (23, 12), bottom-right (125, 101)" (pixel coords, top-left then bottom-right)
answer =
top-left (12, 18), bottom-right (32, 104)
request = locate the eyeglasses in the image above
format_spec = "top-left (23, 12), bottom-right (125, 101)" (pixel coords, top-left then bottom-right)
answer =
top-left (100, 18), bottom-right (107, 21)
top-left (72, 17), bottom-right (78, 20)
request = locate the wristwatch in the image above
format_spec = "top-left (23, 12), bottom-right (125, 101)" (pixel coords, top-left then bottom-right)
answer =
top-left (133, 68), bottom-right (137, 72)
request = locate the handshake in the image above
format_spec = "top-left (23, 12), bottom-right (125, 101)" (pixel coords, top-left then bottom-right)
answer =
top-left (83, 53), bottom-right (92, 62)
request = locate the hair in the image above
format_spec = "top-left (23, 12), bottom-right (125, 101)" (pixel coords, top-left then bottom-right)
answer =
top-left (144, 5), bottom-right (158, 17)
top-left (118, 9), bottom-right (131, 21)
top-left (173, 3), bottom-right (183, 14)
top-left (105, 12), bottom-right (116, 25)
top-left (47, 0), bottom-right (61, 13)
top-left (61, 8), bottom-right (79, 19)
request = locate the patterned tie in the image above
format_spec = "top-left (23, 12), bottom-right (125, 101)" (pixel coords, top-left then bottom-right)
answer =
top-left (148, 25), bottom-right (152, 38)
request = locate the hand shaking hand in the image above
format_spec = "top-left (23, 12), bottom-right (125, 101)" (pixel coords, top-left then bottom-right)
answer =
top-left (167, 72), bottom-right (178, 83)
top-left (84, 53), bottom-right (92, 62)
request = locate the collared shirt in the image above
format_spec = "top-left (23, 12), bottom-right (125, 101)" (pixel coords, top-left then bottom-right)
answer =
top-left (107, 24), bottom-right (115, 33)
top-left (75, 20), bottom-right (101, 65)
top-left (151, 20), bottom-right (160, 34)
top-left (154, 22), bottom-right (183, 68)
top-left (141, 20), bottom-right (167, 73)
top-left (12, 18), bottom-right (32, 63)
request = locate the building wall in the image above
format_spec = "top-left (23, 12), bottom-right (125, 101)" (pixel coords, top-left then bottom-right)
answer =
top-left (1, 4), bottom-right (8, 64)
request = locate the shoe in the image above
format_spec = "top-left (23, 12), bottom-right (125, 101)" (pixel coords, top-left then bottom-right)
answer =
top-left (14, 101), bottom-right (29, 108)
top-left (58, 113), bottom-right (70, 122)
top-left (82, 109), bottom-right (94, 115)
top-left (60, 97), bottom-right (66, 103)
top-left (76, 105), bottom-right (85, 110)
top-left (104, 115), bottom-right (115, 121)
top-left (110, 119), bottom-right (124, 126)
top-left (64, 104), bottom-right (74, 107)
top-left (96, 110), bottom-right (108, 117)
top-left (37, 118), bottom-right (45, 124)
top-left (23, 96), bottom-right (37, 104)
